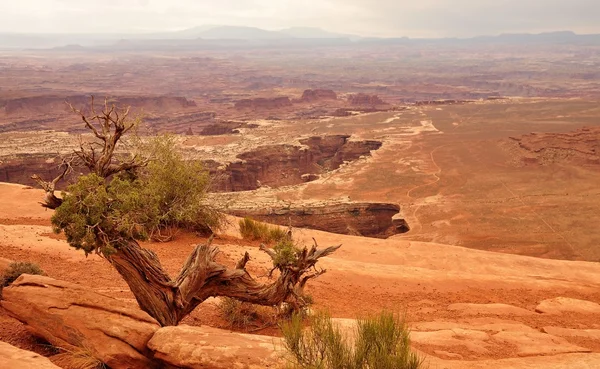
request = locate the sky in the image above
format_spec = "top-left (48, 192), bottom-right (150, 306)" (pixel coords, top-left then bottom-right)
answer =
top-left (0, 0), bottom-right (598, 38)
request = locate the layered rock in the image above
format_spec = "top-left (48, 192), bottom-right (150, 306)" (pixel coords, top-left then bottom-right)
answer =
top-left (0, 342), bottom-right (60, 369)
top-left (509, 126), bottom-right (600, 167)
top-left (300, 89), bottom-right (337, 102)
top-left (1, 274), bottom-right (160, 369)
top-left (212, 135), bottom-right (382, 191)
top-left (199, 121), bottom-right (258, 135)
top-left (347, 93), bottom-right (386, 106)
top-left (234, 97), bottom-right (292, 110)
top-left (228, 201), bottom-right (407, 239)
top-left (147, 325), bottom-right (283, 369)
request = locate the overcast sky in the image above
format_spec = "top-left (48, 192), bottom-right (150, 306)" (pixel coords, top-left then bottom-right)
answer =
top-left (0, 0), bottom-right (597, 37)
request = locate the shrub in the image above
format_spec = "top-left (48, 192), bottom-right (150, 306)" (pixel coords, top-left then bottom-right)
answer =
top-left (1, 262), bottom-right (45, 287)
top-left (238, 217), bottom-right (287, 243)
top-left (0, 261), bottom-right (46, 298)
top-left (52, 135), bottom-right (224, 253)
top-left (280, 311), bottom-right (425, 369)
top-left (272, 238), bottom-right (300, 268)
top-left (218, 297), bottom-right (275, 330)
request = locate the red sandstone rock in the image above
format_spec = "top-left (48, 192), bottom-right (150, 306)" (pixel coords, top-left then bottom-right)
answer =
top-left (347, 93), bottom-right (386, 106)
top-left (1, 274), bottom-right (160, 369)
top-left (211, 135), bottom-right (382, 192)
top-left (300, 89), bottom-right (337, 102)
top-left (147, 325), bottom-right (283, 369)
top-left (0, 341), bottom-right (60, 369)
top-left (228, 201), bottom-right (406, 239)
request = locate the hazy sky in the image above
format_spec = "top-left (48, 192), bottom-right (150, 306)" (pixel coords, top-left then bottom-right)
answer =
top-left (0, 0), bottom-right (598, 37)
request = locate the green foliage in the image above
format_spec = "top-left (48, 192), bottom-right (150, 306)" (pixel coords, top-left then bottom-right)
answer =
top-left (1, 261), bottom-right (45, 287)
top-left (280, 311), bottom-right (425, 369)
top-left (238, 217), bottom-right (288, 243)
top-left (52, 135), bottom-right (223, 254)
top-left (273, 238), bottom-right (300, 268)
top-left (0, 261), bottom-right (46, 297)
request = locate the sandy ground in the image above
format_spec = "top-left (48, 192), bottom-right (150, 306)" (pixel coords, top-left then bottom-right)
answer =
top-left (2, 183), bottom-right (600, 368)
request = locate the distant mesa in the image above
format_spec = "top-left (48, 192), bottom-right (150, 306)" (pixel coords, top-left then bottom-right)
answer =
top-left (300, 89), bottom-right (337, 102)
top-left (234, 97), bottom-right (292, 110)
top-left (347, 93), bottom-right (387, 106)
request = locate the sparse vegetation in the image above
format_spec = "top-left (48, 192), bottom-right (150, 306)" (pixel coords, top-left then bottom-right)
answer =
top-left (218, 297), bottom-right (275, 330)
top-left (0, 261), bottom-right (45, 292)
top-left (52, 346), bottom-right (106, 369)
top-left (239, 217), bottom-right (288, 243)
top-left (32, 98), bottom-right (340, 326)
top-left (272, 238), bottom-right (300, 268)
top-left (280, 311), bottom-right (424, 369)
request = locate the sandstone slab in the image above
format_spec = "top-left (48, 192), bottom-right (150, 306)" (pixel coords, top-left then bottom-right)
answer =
top-left (147, 325), bottom-right (283, 369)
top-left (543, 326), bottom-right (600, 340)
top-left (535, 297), bottom-right (600, 315)
top-left (1, 274), bottom-right (159, 369)
top-left (411, 329), bottom-right (492, 354)
top-left (492, 331), bottom-right (591, 357)
top-left (447, 303), bottom-right (535, 317)
top-left (0, 341), bottom-right (60, 369)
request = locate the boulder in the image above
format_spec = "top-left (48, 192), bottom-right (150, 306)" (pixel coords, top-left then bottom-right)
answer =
top-left (0, 341), bottom-right (60, 369)
top-left (535, 297), bottom-right (600, 315)
top-left (147, 325), bottom-right (283, 369)
top-left (1, 274), bottom-right (160, 369)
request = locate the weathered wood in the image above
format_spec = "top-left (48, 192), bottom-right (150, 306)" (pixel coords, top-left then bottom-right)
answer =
top-left (108, 237), bottom-right (340, 326)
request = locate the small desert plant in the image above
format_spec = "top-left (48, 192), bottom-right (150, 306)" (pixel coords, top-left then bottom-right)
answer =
top-left (52, 346), bottom-right (106, 369)
top-left (280, 311), bottom-right (425, 369)
top-left (272, 238), bottom-right (300, 268)
top-left (1, 261), bottom-right (45, 287)
top-left (239, 217), bottom-right (288, 243)
top-left (218, 297), bottom-right (275, 330)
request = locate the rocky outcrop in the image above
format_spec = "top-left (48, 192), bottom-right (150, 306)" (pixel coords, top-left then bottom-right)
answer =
top-left (234, 97), bottom-right (292, 110)
top-left (0, 155), bottom-right (78, 189)
top-left (1, 274), bottom-right (160, 369)
top-left (535, 297), bottom-right (600, 315)
top-left (347, 93), bottom-right (386, 106)
top-left (1, 94), bottom-right (196, 117)
top-left (147, 325), bottom-right (283, 369)
top-left (509, 127), bottom-right (600, 167)
top-left (212, 135), bottom-right (382, 191)
top-left (0, 341), bottom-right (60, 369)
top-left (300, 89), bottom-right (337, 102)
top-left (199, 121), bottom-right (258, 135)
top-left (414, 99), bottom-right (470, 106)
top-left (228, 201), bottom-right (408, 239)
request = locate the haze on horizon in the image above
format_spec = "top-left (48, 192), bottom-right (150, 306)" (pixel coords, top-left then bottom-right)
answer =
top-left (0, 0), bottom-right (598, 38)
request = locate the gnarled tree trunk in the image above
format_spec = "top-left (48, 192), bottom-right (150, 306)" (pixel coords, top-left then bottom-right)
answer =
top-left (107, 238), bottom-right (339, 326)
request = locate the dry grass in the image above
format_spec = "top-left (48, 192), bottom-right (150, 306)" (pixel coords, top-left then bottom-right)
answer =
top-left (280, 311), bottom-right (425, 369)
top-left (52, 346), bottom-right (106, 369)
top-left (218, 297), bottom-right (277, 331)
top-left (239, 217), bottom-right (288, 243)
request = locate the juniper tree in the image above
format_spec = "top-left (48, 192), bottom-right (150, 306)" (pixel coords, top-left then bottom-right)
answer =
top-left (33, 97), bottom-right (340, 326)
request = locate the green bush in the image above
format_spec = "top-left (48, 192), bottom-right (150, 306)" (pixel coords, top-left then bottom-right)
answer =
top-left (272, 238), bottom-right (300, 268)
top-left (52, 135), bottom-right (223, 254)
top-left (1, 262), bottom-right (45, 287)
top-left (280, 311), bottom-right (425, 369)
top-left (238, 217), bottom-right (288, 243)
top-left (0, 262), bottom-right (46, 297)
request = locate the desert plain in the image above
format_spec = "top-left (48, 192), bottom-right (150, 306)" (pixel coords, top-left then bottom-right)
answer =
top-left (0, 35), bottom-right (599, 368)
